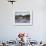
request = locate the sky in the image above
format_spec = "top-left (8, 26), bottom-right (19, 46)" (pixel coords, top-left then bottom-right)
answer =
top-left (15, 12), bottom-right (30, 16)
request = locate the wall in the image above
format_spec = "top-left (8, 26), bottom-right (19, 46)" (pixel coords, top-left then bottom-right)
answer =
top-left (0, 0), bottom-right (46, 41)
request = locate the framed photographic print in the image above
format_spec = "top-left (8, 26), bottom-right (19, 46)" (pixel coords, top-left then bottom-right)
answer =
top-left (14, 10), bottom-right (33, 26)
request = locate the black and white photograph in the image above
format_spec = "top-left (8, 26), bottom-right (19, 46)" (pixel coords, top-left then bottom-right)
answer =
top-left (15, 11), bottom-right (32, 25)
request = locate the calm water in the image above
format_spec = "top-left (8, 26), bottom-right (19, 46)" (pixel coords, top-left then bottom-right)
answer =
top-left (15, 19), bottom-right (30, 23)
